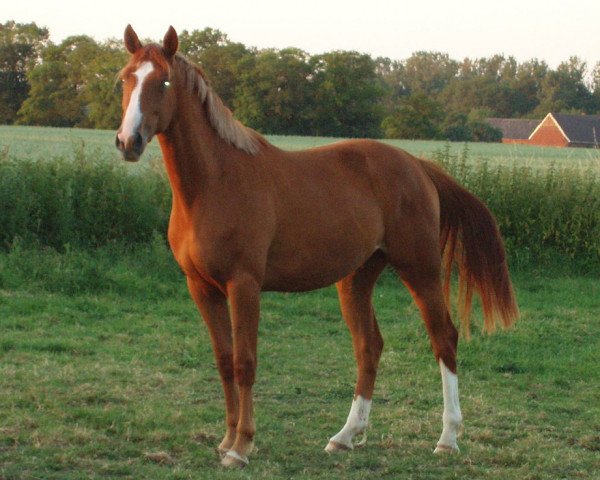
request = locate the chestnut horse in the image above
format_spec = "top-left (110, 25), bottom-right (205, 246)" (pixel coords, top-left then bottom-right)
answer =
top-left (116, 25), bottom-right (518, 468)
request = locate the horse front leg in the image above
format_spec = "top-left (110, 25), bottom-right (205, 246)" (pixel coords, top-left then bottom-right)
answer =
top-left (220, 273), bottom-right (261, 468)
top-left (186, 277), bottom-right (239, 456)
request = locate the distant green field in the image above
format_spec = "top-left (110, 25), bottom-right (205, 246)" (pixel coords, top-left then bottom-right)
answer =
top-left (2, 125), bottom-right (600, 170)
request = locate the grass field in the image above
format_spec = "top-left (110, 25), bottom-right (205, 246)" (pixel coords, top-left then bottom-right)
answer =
top-left (0, 126), bottom-right (599, 478)
top-left (2, 125), bottom-right (600, 170)
top-left (0, 244), bottom-right (599, 479)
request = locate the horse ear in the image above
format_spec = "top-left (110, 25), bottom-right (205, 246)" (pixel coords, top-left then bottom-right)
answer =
top-left (163, 26), bottom-right (179, 58)
top-left (124, 24), bottom-right (142, 54)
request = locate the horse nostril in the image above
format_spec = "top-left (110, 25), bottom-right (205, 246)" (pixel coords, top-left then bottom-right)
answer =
top-left (115, 134), bottom-right (124, 151)
top-left (133, 132), bottom-right (143, 152)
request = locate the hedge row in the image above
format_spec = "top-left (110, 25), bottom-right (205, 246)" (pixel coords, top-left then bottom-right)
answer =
top-left (433, 145), bottom-right (600, 270)
top-left (1, 146), bottom-right (598, 270)
top-left (0, 150), bottom-right (170, 250)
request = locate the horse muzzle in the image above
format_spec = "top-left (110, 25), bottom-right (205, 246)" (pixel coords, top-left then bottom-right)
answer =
top-left (115, 131), bottom-right (146, 162)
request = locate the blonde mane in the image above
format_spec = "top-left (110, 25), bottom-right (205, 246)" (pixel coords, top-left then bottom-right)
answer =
top-left (172, 54), bottom-right (263, 155)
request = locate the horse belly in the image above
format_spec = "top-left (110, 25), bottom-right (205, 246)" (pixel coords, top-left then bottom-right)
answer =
top-left (262, 217), bottom-right (383, 292)
top-left (262, 261), bottom-right (358, 292)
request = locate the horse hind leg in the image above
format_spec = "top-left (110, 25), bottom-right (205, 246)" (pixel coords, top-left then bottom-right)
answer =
top-left (325, 251), bottom-right (387, 453)
top-left (435, 357), bottom-right (462, 453)
top-left (398, 266), bottom-right (463, 453)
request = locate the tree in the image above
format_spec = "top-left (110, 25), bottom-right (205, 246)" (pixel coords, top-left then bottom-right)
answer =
top-left (0, 21), bottom-right (49, 124)
top-left (592, 61), bottom-right (600, 110)
top-left (467, 109), bottom-right (502, 142)
top-left (17, 36), bottom-right (125, 128)
top-left (534, 57), bottom-right (597, 115)
top-left (381, 93), bottom-right (443, 139)
top-left (375, 57), bottom-right (408, 114)
top-left (234, 48), bottom-right (315, 135)
top-left (511, 59), bottom-right (548, 117)
top-left (5, 21), bottom-right (599, 136)
top-left (179, 28), bottom-right (251, 108)
top-left (178, 27), bottom-right (230, 59)
top-left (400, 51), bottom-right (458, 95)
top-left (439, 111), bottom-right (472, 141)
top-left (439, 55), bottom-right (526, 118)
top-left (18, 36), bottom-right (100, 126)
top-left (83, 40), bottom-right (128, 129)
top-left (378, 52), bottom-right (458, 135)
top-left (310, 51), bottom-right (383, 137)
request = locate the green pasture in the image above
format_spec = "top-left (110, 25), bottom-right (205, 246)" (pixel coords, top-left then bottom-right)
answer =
top-left (2, 125), bottom-right (600, 169)
top-left (0, 243), bottom-right (599, 479)
top-left (0, 125), bottom-right (599, 478)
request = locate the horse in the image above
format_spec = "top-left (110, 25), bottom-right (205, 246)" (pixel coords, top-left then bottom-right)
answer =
top-left (115, 25), bottom-right (518, 468)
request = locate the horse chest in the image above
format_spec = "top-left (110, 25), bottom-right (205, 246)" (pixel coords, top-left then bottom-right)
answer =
top-left (175, 244), bottom-right (228, 289)
top-left (168, 211), bottom-right (259, 289)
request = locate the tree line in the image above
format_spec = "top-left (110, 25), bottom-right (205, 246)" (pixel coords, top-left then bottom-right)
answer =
top-left (3, 20), bottom-right (600, 141)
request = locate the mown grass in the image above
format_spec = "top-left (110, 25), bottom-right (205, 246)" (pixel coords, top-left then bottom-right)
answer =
top-left (0, 243), bottom-right (599, 479)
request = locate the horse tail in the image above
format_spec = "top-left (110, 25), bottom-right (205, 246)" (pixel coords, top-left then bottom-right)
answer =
top-left (417, 159), bottom-right (519, 337)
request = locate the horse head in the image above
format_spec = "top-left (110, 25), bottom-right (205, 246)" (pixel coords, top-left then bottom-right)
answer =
top-left (115, 25), bottom-right (179, 161)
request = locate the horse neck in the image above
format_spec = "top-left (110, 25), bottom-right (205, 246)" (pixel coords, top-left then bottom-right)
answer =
top-left (156, 90), bottom-right (227, 209)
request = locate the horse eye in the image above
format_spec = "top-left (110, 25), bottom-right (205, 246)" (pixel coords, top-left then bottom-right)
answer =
top-left (163, 81), bottom-right (171, 89)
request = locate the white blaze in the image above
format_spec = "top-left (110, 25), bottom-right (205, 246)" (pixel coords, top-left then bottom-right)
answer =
top-left (435, 360), bottom-right (462, 452)
top-left (118, 61), bottom-right (154, 142)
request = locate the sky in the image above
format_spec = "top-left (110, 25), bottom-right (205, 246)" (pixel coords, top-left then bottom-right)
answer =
top-left (4, 0), bottom-right (600, 69)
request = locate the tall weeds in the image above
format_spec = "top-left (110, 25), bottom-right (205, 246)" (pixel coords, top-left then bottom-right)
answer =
top-left (0, 147), bottom-right (170, 250)
top-left (1, 145), bottom-right (598, 272)
top-left (433, 144), bottom-right (600, 271)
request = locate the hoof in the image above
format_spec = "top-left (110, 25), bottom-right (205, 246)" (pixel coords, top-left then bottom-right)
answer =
top-left (354, 431), bottom-right (368, 448)
top-left (221, 450), bottom-right (249, 468)
top-left (216, 447), bottom-right (229, 459)
top-left (433, 443), bottom-right (460, 454)
top-left (325, 440), bottom-right (352, 453)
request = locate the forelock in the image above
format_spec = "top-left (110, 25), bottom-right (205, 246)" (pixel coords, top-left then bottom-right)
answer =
top-left (120, 44), bottom-right (171, 78)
